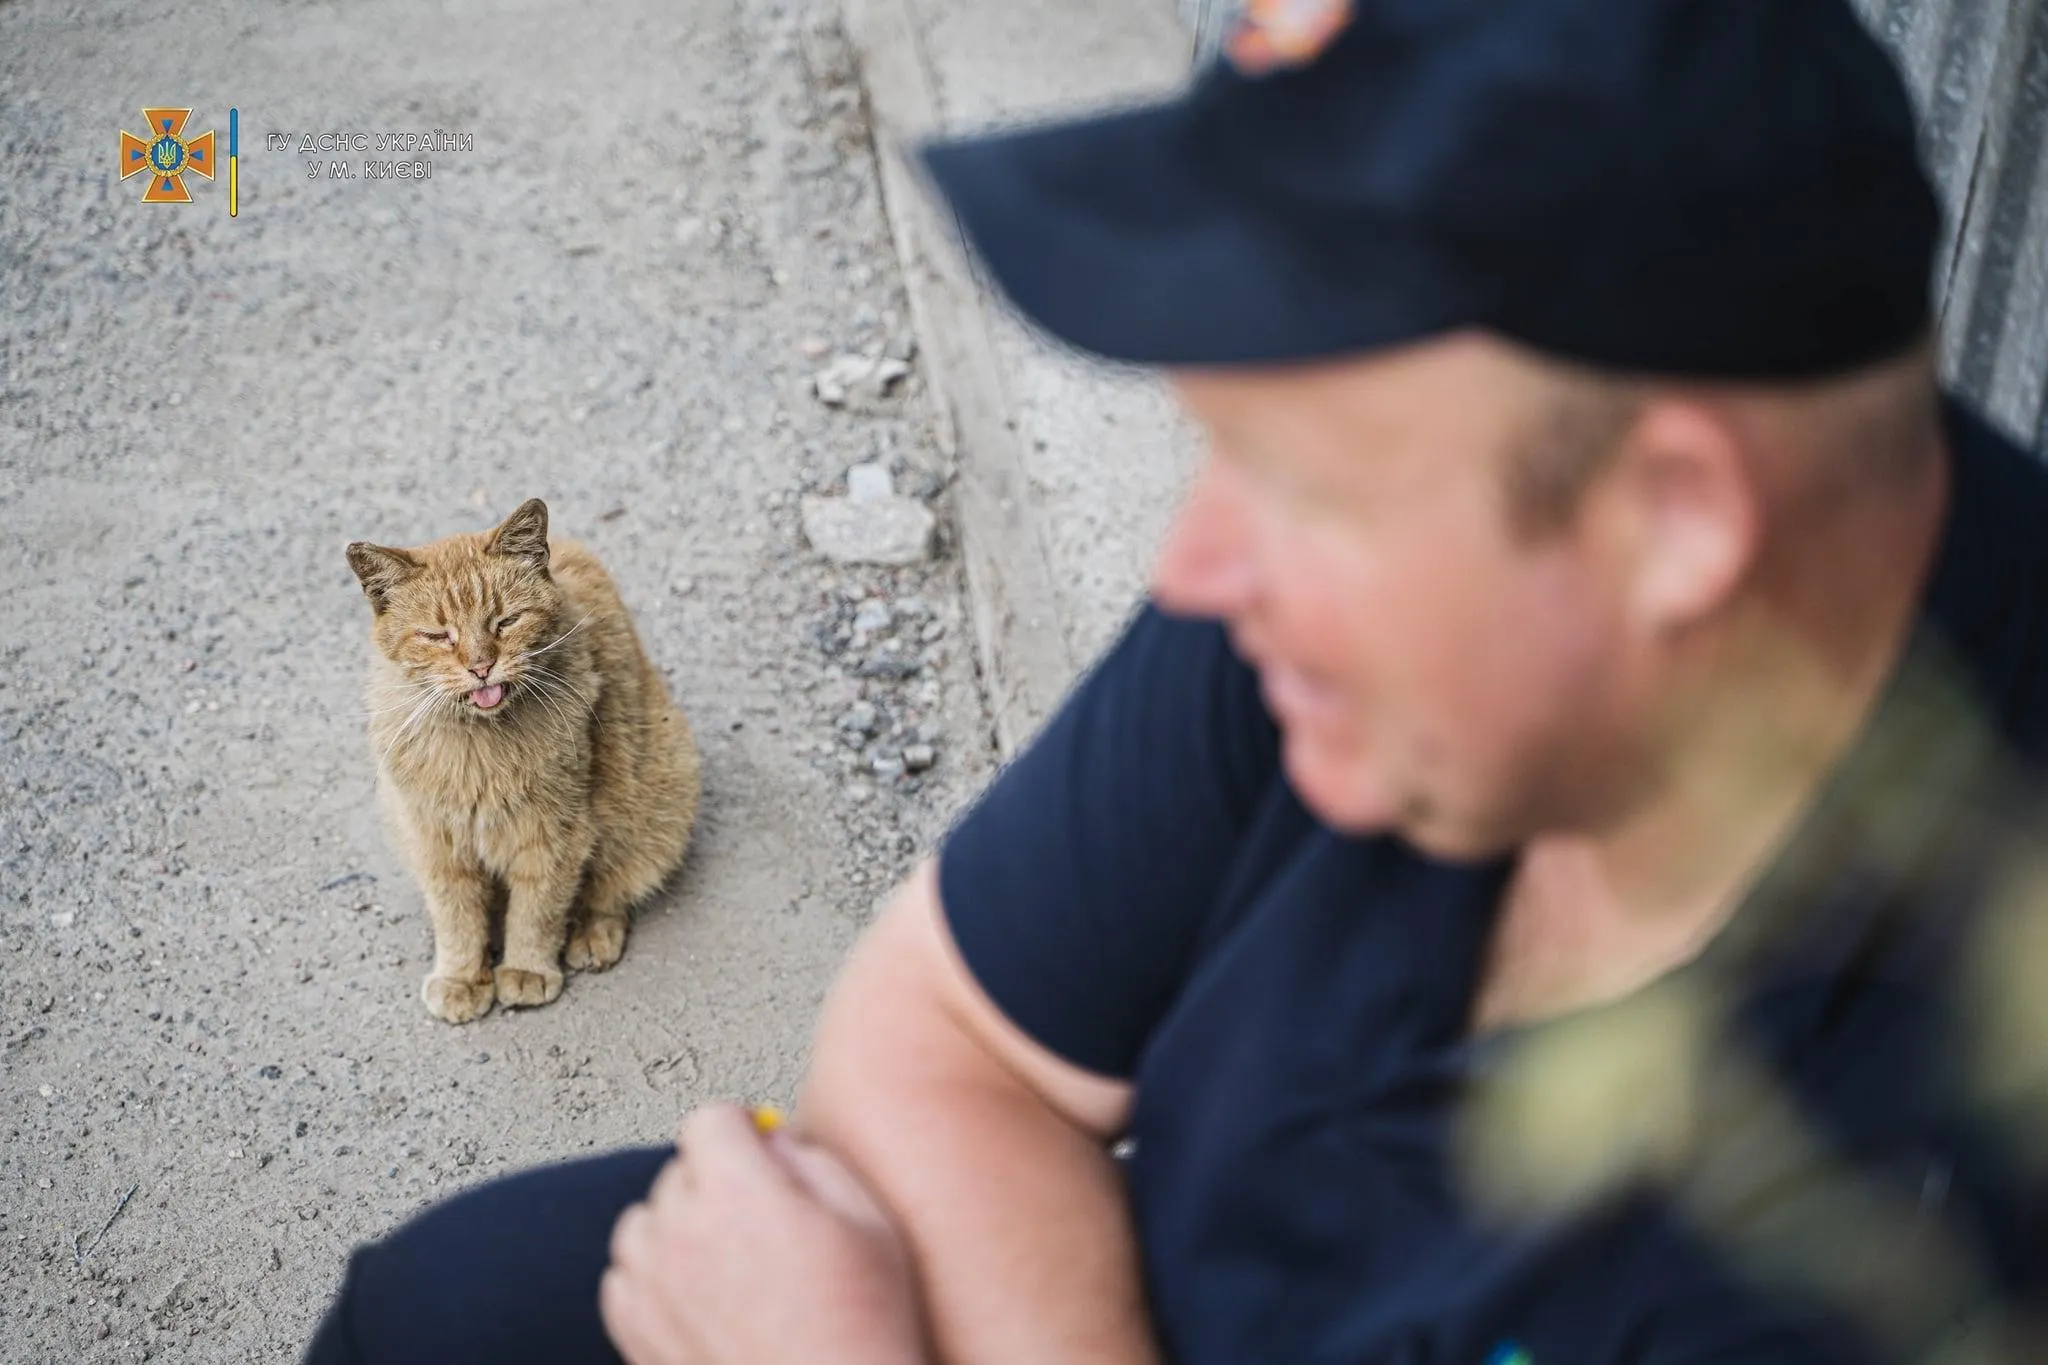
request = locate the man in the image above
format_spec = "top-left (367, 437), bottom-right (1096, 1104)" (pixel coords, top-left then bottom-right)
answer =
top-left (307, 0), bottom-right (2048, 1362)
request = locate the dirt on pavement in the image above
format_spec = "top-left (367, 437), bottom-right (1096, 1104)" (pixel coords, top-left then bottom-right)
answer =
top-left (1, 0), bottom-right (999, 1357)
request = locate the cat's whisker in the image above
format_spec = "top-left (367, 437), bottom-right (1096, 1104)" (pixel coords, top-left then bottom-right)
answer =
top-left (523, 682), bottom-right (576, 732)
top-left (521, 613), bottom-right (593, 662)
top-left (517, 670), bottom-right (587, 731)
top-left (522, 665), bottom-right (601, 728)
top-left (522, 662), bottom-right (589, 703)
top-left (392, 686), bottom-right (450, 744)
top-left (360, 685), bottom-right (446, 717)
top-left (362, 677), bottom-right (445, 709)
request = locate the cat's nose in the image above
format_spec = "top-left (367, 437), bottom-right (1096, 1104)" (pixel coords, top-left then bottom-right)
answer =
top-left (467, 661), bottom-right (493, 680)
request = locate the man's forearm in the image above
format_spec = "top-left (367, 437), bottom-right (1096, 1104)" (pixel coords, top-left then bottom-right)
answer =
top-left (794, 892), bottom-right (1160, 1365)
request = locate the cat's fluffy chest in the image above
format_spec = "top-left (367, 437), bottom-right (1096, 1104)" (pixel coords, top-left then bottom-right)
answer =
top-left (376, 708), bottom-right (594, 849)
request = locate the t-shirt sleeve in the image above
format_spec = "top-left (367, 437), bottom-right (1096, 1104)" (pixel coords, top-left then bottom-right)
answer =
top-left (935, 601), bottom-right (1283, 1079)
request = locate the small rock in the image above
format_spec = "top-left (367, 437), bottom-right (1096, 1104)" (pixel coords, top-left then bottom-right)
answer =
top-left (883, 329), bottom-right (918, 363)
top-left (845, 782), bottom-right (873, 804)
top-left (921, 620), bottom-right (946, 643)
top-left (800, 494), bottom-right (935, 566)
top-left (811, 353), bottom-right (910, 408)
top-left (48, 912), bottom-right (72, 928)
top-left (899, 466), bottom-right (946, 501)
top-left (845, 461), bottom-right (893, 503)
top-left (670, 577), bottom-right (696, 596)
top-left (38, 1085), bottom-right (52, 1098)
top-left (851, 600), bottom-right (891, 635)
top-left (474, 1052), bottom-right (491, 1064)
top-left (893, 595), bottom-right (932, 620)
top-left (903, 743), bottom-right (936, 773)
top-left (836, 701), bottom-right (880, 736)
top-left (856, 651), bottom-right (921, 681)
top-left (798, 334), bottom-right (831, 359)
top-left (870, 752), bottom-right (905, 779)
top-left (258, 1065), bottom-right (282, 1080)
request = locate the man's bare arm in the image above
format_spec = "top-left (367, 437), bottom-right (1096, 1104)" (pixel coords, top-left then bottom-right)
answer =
top-left (794, 858), bottom-right (1159, 1365)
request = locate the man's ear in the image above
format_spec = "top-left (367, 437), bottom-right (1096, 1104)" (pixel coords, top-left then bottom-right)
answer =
top-left (346, 542), bottom-right (422, 615)
top-left (1602, 402), bottom-right (1759, 632)
top-left (485, 498), bottom-right (550, 572)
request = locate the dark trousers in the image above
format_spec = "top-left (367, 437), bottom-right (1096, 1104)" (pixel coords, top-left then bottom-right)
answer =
top-left (303, 1145), bottom-right (671, 1364)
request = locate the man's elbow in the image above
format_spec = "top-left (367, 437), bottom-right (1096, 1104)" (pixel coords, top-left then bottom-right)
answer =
top-left (795, 858), bottom-right (1132, 1151)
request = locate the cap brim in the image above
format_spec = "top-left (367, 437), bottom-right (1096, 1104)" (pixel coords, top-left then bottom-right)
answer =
top-left (917, 98), bottom-right (1477, 368)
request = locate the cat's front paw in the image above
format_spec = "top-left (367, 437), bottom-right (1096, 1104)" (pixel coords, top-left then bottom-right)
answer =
top-left (565, 916), bottom-right (628, 972)
top-left (422, 972), bottom-right (496, 1024)
top-left (494, 964), bottom-right (564, 1008)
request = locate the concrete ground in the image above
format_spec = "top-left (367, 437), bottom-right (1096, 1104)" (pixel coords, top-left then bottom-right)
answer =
top-left (1, 0), bottom-right (1006, 1357)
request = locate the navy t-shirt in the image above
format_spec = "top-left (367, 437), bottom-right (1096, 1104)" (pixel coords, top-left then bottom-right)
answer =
top-left (937, 397), bottom-right (2048, 1365)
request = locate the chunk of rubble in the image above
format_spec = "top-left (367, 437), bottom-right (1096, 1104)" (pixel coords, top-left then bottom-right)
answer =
top-left (800, 493), bottom-right (935, 566)
top-left (812, 353), bottom-right (911, 408)
top-left (845, 460), bottom-right (894, 503)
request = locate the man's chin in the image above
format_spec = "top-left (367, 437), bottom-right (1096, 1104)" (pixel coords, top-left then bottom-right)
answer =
top-left (1282, 734), bottom-right (1506, 860)
top-left (1282, 732), bottom-right (1398, 836)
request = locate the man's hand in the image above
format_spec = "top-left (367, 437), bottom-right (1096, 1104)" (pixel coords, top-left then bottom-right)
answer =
top-left (601, 1104), bottom-right (930, 1365)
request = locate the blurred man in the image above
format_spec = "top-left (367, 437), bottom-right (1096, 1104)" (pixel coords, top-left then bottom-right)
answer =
top-left (310, 1), bottom-right (2048, 1362)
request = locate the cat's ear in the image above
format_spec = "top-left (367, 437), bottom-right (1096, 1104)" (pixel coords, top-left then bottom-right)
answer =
top-left (346, 542), bottom-right (423, 614)
top-left (486, 498), bottom-right (550, 572)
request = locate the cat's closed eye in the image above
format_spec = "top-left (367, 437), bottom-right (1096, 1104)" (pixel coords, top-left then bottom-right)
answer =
top-left (417, 630), bottom-right (450, 644)
top-left (495, 613), bottom-right (523, 634)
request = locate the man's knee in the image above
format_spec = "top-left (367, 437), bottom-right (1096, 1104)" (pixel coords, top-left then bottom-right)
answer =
top-left (302, 1146), bottom-right (670, 1365)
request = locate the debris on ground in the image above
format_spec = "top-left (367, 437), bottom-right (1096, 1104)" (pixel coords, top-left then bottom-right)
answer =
top-left (799, 492), bottom-right (936, 565)
top-left (811, 352), bottom-right (912, 409)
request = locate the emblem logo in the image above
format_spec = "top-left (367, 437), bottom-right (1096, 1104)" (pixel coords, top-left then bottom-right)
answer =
top-left (119, 108), bottom-right (217, 204)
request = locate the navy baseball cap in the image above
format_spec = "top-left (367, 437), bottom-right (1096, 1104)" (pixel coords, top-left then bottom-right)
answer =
top-left (917, 0), bottom-right (1942, 380)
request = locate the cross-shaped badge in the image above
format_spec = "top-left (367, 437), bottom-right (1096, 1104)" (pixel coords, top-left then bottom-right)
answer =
top-left (119, 108), bottom-right (216, 204)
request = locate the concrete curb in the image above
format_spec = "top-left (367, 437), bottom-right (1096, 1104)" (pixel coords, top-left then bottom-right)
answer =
top-left (843, 0), bottom-right (1078, 760)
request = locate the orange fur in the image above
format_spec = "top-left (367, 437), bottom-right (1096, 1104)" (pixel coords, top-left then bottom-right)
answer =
top-left (347, 499), bottom-right (701, 1023)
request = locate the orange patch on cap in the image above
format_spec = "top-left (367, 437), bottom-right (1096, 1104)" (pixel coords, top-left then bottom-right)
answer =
top-left (1224, 0), bottom-right (1354, 76)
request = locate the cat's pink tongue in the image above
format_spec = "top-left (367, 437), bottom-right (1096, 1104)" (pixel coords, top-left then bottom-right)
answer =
top-left (470, 684), bottom-right (506, 710)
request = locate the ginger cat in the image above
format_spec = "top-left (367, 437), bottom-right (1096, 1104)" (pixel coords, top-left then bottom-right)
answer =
top-left (346, 499), bottom-right (701, 1023)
